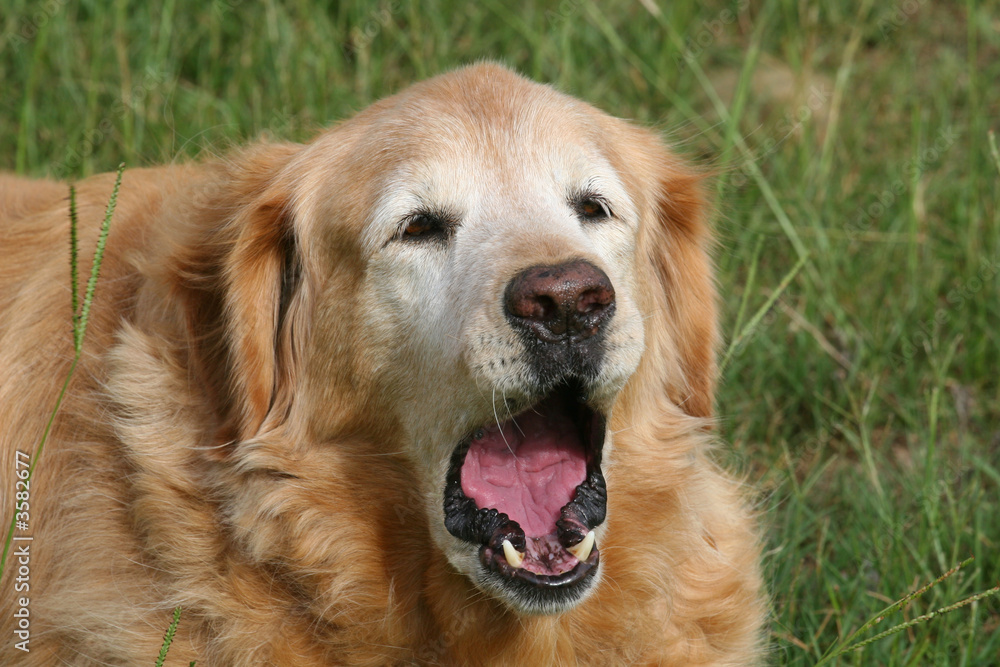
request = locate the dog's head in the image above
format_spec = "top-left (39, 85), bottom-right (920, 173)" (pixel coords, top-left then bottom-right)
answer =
top-left (174, 63), bottom-right (717, 615)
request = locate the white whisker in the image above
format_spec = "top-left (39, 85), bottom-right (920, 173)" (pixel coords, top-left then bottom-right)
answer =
top-left (502, 392), bottom-right (526, 438)
top-left (492, 386), bottom-right (515, 457)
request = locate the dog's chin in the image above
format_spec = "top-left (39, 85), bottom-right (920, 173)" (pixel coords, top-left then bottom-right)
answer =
top-left (442, 380), bottom-right (608, 615)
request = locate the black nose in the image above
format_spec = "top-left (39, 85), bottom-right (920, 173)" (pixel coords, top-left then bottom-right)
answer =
top-left (504, 260), bottom-right (615, 343)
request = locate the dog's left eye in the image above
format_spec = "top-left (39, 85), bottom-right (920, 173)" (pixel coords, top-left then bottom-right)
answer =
top-left (573, 195), bottom-right (612, 221)
top-left (399, 212), bottom-right (451, 242)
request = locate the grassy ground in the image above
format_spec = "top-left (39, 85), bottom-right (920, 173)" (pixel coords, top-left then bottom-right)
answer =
top-left (2, 0), bottom-right (998, 664)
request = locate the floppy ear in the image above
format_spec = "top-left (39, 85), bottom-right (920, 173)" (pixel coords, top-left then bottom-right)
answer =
top-left (635, 145), bottom-right (719, 420)
top-left (172, 143), bottom-right (305, 445)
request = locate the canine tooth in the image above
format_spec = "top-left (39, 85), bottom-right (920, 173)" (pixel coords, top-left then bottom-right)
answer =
top-left (568, 530), bottom-right (595, 561)
top-left (502, 539), bottom-right (524, 568)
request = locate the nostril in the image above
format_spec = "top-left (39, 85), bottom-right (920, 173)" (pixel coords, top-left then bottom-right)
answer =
top-left (535, 294), bottom-right (559, 330)
top-left (576, 286), bottom-right (613, 315)
top-left (521, 294), bottom-right (558, 322)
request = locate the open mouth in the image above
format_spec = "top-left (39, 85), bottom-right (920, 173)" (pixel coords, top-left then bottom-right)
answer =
top-left (443, 381), bottom-right (607, 606)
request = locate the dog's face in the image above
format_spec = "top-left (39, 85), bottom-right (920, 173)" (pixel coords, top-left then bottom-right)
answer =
top-left (192, 64), bottom-right (717, 616)
top-left (349, 73), bottom-right (648, 614)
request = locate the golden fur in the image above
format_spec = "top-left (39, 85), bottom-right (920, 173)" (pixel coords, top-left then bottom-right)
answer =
top-left (0, 64), bottom-right (764, 665)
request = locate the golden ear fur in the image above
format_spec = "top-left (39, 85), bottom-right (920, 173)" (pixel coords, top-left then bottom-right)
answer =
top-left (630, 132), bottom-right (719, 421)
top-left (170, 143), bottom-right (305, 444)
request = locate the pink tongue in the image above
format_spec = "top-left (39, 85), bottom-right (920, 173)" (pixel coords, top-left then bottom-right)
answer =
top-left (460, 404), bottom-right (586, 538)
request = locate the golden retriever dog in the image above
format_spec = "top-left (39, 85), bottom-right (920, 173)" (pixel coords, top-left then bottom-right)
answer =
top-left (0, 63), bottom-right (764, 665)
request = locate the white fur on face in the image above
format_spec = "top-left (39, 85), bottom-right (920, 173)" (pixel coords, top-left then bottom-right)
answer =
top-left (355, 116), bottom-right (646, 602)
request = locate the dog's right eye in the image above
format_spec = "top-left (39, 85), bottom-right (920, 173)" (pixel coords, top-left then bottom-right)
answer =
top-left (399, 212), bottom-right (450, 242)
top-left (571, 192), bottom-right (613, 222)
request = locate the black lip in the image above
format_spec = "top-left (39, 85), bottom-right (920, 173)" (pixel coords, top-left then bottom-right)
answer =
top-left (482, 540), bottom-right (600, 592)
top-left (442, 381), bottom-right (607, 593)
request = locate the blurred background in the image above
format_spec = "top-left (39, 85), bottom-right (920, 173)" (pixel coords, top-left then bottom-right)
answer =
top-left (1, 1), bottom-right (998, 664)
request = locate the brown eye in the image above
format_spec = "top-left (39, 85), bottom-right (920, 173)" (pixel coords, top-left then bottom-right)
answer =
top-left (574, 195), bottom-right (612, 221)
top-left (400, 212), bottom-right (450, 242)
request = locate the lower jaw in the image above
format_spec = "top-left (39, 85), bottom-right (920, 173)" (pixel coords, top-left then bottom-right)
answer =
top-left (481, 535), bottom-right (600, 585)
top-left (477, 544), bottom-right (602, 614)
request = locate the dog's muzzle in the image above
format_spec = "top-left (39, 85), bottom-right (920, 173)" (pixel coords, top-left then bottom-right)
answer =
top-left (440, 259), bottom-right (620, 613)
top-left (504, 259), bottom-right (616, 384)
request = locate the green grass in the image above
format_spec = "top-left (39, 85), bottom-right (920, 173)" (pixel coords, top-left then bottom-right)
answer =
top-left (2, 1), bottom-right (998, 664)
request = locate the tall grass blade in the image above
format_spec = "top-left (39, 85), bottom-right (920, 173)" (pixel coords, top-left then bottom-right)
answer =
top-left (0, 167), bottom-right (124, 580)
top-left (814, 557), bottom-right (991, 666)
top-left (731, 235), bottom-right (764, 339)
top-left (989, 129), bottom-right (1000, 177)
top-left (155, 607), bottom-right (183, 667)
top-left (719, 251), bottom-right (808, 375)
top-left (77, 163), bottom-right (125, 350)
top-left (841, 585), bottom-right (1000, 656)
top-left (70, 185), bottom-right (80, 349)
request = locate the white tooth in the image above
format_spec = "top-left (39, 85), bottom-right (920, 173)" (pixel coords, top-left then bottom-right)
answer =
top-left (568, 531), bottom-right (595, 561)
top-left (502, 539), bottom-right (524, 568)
